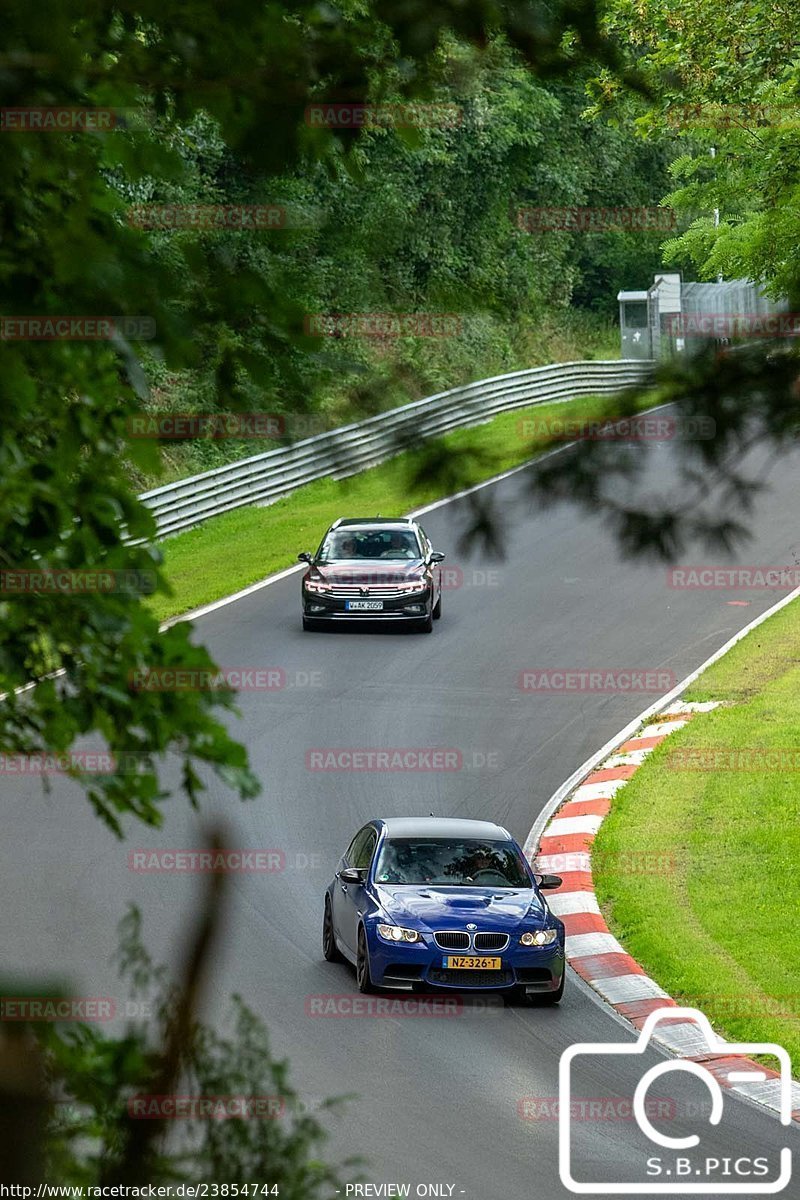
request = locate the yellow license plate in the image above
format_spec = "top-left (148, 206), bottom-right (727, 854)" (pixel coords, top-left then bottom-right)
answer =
top-left (445, 956), bottom-right (502, 970)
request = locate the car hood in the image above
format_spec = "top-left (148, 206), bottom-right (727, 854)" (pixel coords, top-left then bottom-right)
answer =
top-left (374, 885), bottom-right (547, 930)
top-left (313, 559), bottom-right (426, 584)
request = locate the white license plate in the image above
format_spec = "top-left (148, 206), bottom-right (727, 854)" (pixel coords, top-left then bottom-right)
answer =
top-left (345, 600), bottom-right (384, 611)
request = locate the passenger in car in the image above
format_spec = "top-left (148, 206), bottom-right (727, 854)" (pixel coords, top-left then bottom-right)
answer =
top-left (381, 532), bottom-right (415, 559)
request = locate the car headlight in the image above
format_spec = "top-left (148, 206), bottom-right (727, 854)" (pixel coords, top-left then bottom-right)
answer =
top-left (304, 577), bottom-right (332, 593)
top-left (520, 929), bottom-right (558, 946)
top-left (381, 579), bottom-right (427, 594)
top-left (377, 923), bottom-right (423, 944)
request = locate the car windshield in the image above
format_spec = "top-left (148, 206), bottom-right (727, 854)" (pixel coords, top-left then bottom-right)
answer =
top-left (317, 529), bottom-right (420, 562)
top-left (373, 838), bottom-right (531, 888)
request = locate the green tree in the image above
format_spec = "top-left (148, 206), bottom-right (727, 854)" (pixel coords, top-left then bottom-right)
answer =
top-left (591, 0), bottom-right (800, 301)
top-left (0, 0), bottom-right (648, 830)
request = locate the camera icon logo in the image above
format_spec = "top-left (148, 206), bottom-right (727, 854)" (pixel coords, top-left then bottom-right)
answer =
top-left (559, 1006), bottom-right (793, 1194)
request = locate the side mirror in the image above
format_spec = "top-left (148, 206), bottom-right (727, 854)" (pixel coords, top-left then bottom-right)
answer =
top-left (339, 867), bottom-right (366, 884)
top-left (298, 552), bottom-right (313, 563)
top-left (535, 873), bottom-right (562, 890)
top-left (429, 551), bottom-right (446, 563)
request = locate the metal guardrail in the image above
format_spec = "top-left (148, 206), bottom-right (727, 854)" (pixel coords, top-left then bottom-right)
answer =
top-left (138, 359), bottom-right (655, 538)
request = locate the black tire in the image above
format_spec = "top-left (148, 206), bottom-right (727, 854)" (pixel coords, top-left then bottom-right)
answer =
top-left (356, 925), bottom-right (378, 993)
top-left (432, 592), bottom-right (442, 619)
top-left (521, 973), bottom-right (565, 1006)
top-left (323, 896), bottom-right (343, 963)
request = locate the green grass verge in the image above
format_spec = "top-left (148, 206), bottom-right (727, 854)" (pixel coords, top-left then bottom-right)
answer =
top-left (150, 389), bottom-right (656, 623)
top-left (594, 596), bottom-right (800, 1066)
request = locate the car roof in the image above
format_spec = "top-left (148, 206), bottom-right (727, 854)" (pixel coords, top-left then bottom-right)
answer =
top-left (330, 517), bottom-right (416, 529)
top-left (378, 817), bottom-right (513, 841)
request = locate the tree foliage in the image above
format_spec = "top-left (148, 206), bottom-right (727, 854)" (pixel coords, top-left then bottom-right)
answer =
top-left (519, 0), bottom-right (800, 560)
top-left (591, 0), bottom-right (800, 301)
top-left (1, 2), bottom-right (671, 828)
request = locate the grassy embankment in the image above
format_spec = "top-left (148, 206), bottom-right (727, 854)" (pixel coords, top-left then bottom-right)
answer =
top-left (594, 597), bottom-right (800, 1065)
top-left (137, 310), bottom-right (619, 488)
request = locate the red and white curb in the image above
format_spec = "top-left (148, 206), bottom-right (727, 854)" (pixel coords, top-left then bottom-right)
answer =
top-left (531, 699), bottom-right (800, 1125)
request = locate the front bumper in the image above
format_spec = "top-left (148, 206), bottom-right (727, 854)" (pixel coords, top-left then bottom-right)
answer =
top-left (303, 588), bottom-right (431, 621)
top-left (365, 927), bottom-right (565, 993)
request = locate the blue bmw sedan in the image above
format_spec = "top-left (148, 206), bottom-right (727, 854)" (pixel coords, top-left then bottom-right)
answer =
top-left (323, 817), bottom-right (566, 1003)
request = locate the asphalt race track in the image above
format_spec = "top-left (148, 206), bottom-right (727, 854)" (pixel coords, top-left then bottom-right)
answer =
top-left (3, 432), bottom-right (799, 1198)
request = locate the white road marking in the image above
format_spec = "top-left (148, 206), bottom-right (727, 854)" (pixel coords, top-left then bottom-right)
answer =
top-left (602, 749), bottom-right (654, 767)
top-left (730, 1077), bottom-right (800, 1112)
top-left (651, 1021), bottom-right (727, 1056)
top-left (546, 892), bottom-right (601, 917)
top-left (534, 852), bottom-right (591, 873)
top-left (635, 719), bottom-right (690, 739)
top-left (591, 973), bottom-right (669, 1005)
top-left (543, 814), bottom-right (605, 838)
top-left (569, 779), bottom-right (630, 804)
top-left (565, 931), bottom-right (626, 958)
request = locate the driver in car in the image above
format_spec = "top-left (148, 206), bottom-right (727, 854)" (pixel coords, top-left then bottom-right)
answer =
top-left (466, 848), bottom-right (504, 882)
top-left (381, 532), bottom-right (416, 559)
